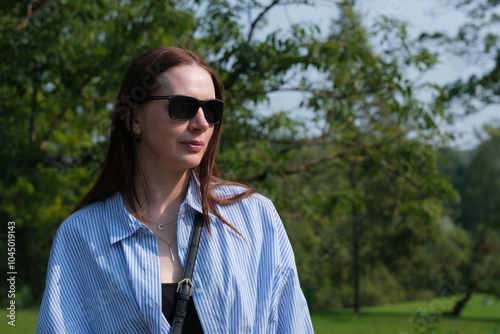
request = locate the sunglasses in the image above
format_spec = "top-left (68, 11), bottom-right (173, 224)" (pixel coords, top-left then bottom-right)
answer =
top-left (144, 95), bottom-right (224, 125)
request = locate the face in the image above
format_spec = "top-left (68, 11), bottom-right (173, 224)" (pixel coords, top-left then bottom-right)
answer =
top-left (131, 65), bottom-right (216, 175)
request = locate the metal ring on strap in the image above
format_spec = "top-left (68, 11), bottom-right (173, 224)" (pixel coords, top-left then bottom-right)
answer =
top-left (176, 278), bottom-right (194, 296)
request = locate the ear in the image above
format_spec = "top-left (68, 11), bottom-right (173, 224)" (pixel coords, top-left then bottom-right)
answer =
top-left (125, 107), bottom-right (142, 135)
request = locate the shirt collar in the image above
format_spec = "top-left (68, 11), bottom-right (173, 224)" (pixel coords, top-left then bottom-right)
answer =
top-left (107, 171), bottom-right (204, 244)
top-left (107, 192), bottom-right (143, 245)
top-left (184, 171), bottom-right (218, 220)
top-left (183, 171), bottom-right (203, 214)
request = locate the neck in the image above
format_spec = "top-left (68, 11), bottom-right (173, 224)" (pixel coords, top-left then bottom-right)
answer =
top-left (131, 166), bottom-right (191, 224)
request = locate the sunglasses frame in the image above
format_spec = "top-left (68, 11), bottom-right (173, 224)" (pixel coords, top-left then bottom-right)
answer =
top-left (144, 95), bottom-right (224, 125)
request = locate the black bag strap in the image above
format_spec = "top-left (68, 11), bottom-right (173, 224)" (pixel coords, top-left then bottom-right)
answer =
top-left (171, 212), bottom-right (204, 334)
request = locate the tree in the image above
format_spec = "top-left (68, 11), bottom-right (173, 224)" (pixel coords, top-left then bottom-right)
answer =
top-left (419, 0), bottom-right (500, 315)
top-left (212, 0), bottom-right (458, 311)
top-left (445, 128), bottom-right (500, 316)
top-left (293, 1), bottom-right (456, 311)
top-left (0, 0), bottom-right (340, 305)
top-left (421, 0), bottom-right (500, 118)
top-left (0, 0), bottom-right (459, 312)
top-left (0, 0), bottom-right (201, 303)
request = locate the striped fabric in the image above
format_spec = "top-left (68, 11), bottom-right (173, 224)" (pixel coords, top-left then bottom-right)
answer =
top-left (36, 176), bottom-right (314, 333)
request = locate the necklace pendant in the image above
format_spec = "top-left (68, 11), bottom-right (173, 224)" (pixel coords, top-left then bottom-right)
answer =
top-left (169, 245), bottom-right (175, 262)
top-left (158, 224), bottom-right (164, 231)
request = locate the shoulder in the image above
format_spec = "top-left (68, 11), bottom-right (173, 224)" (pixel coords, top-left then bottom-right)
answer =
top-left (54, 196), bottom-right (114, 246)
top-left (212, 183), bottom-right (298, 270)
top-left (211, 183), bottom-right (288, 244)
top-left (59, 200), bottom-right (106, 231)
top-left (213, 183), bottom-right (279, 218)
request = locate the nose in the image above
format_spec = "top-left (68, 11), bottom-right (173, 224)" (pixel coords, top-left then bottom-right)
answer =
top-left (189, 107), bottom-right (210, 132)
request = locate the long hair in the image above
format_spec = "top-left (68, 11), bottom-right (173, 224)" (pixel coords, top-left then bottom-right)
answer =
top-left (74, 47), bottom-right (256, 234)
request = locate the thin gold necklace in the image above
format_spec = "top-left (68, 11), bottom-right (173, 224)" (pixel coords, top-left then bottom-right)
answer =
top-left (151, 217), bottom-right (177, 231)
top-left (155, 233), bottom-right (177, 262)
top-left (144, 217), bottom-right (178, 261)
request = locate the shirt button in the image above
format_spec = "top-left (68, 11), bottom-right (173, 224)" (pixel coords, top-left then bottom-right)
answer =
top-left (196, 288), bottom-right (203, 295)
top-left (181, 243), bottom-right (188, 249)
top-left (149, 299), bottom-right (157, 309)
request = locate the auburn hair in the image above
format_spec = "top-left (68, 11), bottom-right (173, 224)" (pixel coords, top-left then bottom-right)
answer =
top-left (74, 47), bottom-right (257, 234)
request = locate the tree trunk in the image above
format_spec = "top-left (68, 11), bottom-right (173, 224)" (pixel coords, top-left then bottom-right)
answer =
top-left (349, 162), bottom-right (361, 314)
top-left (447, 234), bottom-right (483, 316)
top-left (447, 283), bottom-right (475, 316)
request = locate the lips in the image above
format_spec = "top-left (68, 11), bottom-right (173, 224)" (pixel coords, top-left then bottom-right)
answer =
top-left (180, 140), bottom-right (204, 152)
top-left (181, 140), bottom-right (204, 146)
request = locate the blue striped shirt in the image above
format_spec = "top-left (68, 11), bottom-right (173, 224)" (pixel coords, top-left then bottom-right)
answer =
top-left (37, 177), bottom-right (314, 333)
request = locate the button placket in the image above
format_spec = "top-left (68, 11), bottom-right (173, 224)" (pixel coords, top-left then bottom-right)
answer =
top-left (149, 299), bottom-right (158, 309)
top-left (176, 206), bottom-right (191, 266)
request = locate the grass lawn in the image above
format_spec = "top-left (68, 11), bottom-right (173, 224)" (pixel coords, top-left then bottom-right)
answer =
top-left (2, 307), bottom-right (39, 333)
top-left (313, 294), bottom-right (500, 334)
top-left (1, 295), bottom-right (498, 333)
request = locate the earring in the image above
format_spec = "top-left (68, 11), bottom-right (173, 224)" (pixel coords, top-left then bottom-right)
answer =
top-left (135, 136), bottom-right (141, 144)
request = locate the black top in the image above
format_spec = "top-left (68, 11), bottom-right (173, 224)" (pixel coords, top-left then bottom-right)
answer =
top-left (161, 283), bottom-right (204, 333)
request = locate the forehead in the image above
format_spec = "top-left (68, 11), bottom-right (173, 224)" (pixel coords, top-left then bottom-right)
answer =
top-left (154, 65), bottom-right (215, 99)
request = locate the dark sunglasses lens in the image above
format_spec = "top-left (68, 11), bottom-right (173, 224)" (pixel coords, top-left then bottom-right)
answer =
top-left (169, 96), bottom-right (223, 124)
top-left (202, 100), bottom-right (223, 124)
top-left (170, 97), bottom-right (198, 120)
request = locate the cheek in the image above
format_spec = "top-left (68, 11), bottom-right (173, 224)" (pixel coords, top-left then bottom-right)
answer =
top-left (149, 119), bottom-right (184, 139)
top-left (207, 127), bottom-right (216, 144)
top-left (207, 127), bottom-right (215, 140)
top-left (203, 129), bottom-right (216, 153)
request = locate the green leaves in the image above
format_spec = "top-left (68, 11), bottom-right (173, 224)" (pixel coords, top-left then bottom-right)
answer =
top-left (424, 0), bottom-right (500, 117)
top-left (461, 132), bottom-right (500, 231)
top-left (1, 0), bottom-right (493, 310)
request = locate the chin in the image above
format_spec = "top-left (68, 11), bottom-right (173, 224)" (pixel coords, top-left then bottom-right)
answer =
top-left (178, 159), bottom-right (204, 171)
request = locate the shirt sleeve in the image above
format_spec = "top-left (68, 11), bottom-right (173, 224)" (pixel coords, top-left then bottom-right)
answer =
top-left (260, 197), bottom-right (314, 334)
top-left (36, 224), bottom-right (92, 334)
top-left (275, 260), bottom-right (314, 333)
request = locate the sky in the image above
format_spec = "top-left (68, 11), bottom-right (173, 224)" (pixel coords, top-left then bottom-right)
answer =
top-left (261, 0), bottom-right (499, 150)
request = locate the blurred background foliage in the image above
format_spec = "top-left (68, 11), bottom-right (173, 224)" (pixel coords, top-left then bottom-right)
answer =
top-left (0, 0), bottom-right (499, 316)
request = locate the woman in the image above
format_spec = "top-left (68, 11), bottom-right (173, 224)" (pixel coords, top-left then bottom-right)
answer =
top-left (37, 47), bottom-right (313, 333)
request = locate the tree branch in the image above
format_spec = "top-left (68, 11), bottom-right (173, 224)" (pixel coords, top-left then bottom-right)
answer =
top-left (280, 142), bottom-right (376, 175)
top-left (40, 73), bottom-right (94, 151)
top-left (247, 0), bottom-right (281, 42)
top-left (244, 142), bottom-right (379, 182)
top-left (40, 102), bottom-right (71, 150)
top-left (30, 65), bottom-right (38, 146)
